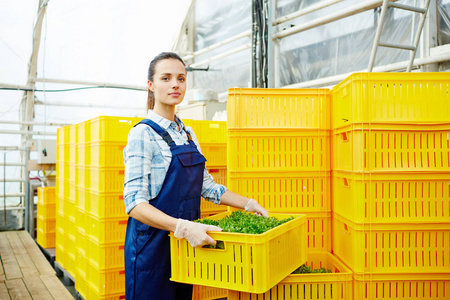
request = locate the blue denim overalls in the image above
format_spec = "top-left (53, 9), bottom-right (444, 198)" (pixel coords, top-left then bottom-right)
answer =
top-left (124, 119), bottom-right (206, 300)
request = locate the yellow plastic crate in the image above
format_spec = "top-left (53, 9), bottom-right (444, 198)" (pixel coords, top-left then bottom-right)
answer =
top-left (56, 162), bottom-right (69, 191)
top-left (65, 233), bottom-right (77, 279)
top-left (63, 197), bottom-right (76, 227)
top-left (227, 170), bottom-right (331, 213)
top-left (201, 143), bottom-right (227, 167)
top-left (75, 246), bottom-right (89, 279)
top-left (75, 266), bottom-right (89, 300)
top-left (87, 141), bottom-right (126, 167)
top-left (76, 120), bottom-right (89, 144)
top-left (227, 88), bottom-right (331, 130)
top-left (69, 124), bottom-right (77, 144)
top-left (192, 285), bottom-right (228, 300)
top-left (36, 229), bottom-right (55, 249)
top-left (55, 193), bottom-right (64, 215)
top-left (332, 123), bottom-right (450, 172)
top-left (57, 144), bottom-right (70, 163)
top-left (87, 237), bottom-right (125, 270)
top-left (88, 261), bottom-right (125, 296)
top-left (56, 126), bottom-right (70, 145)
top-left (37, 202), bottom-right (56, 220)
top-left (184, 119), bottom-right (227, 144)
top-left (304, 211), bottom-right (332, 252)
top-left (75, 165), bottom-right (86, 190)
top-left (88, 116), bottom-right (142, 143)
top-left (76, 143), bottom-right (86, 166)
top-left (228, 129), bottom-right (330, 172)
top-left (353, 272), bottom-right (450, 300)
top-left (228, 252), bottom-right (353, 300)
top-left (227, 209), bottom-right (331, 252)
top-left (86, 189), bottom-right (127, 219)
top-left (37, 215), bottom-right (56, 233)
top-left (200, 199), bottom-right (227, 216)
top-left (86, 214), bottom-right (128, 245)
top-left (66, 218), bottom-right (76, 243)
top-left (69, 163), bottom-right (76, 182)
top-left (75, 186), bottom-right (87, 210)
top-left (38, 187), bottom-right (56, 204)
top-left (332, 171), bottom-right (450, 224)
top-left (170, 212), bottom-right (307, 293)
top-left (200, 168), bottom-right (228, 215)
top-left (333, 212), bottom-right (450, 273)
top-left (87, 283), bottom-right (125, 300)
top-left (55, 226), bottom-right (65, 268)
top-left (69, 128), bottom-right (77, 165)
top-left (85, 166), bottom-right (125, 193)
top-left (75, 225), bottom-right (87, 255)
top-left (331, 72), bottom-right (450, 129)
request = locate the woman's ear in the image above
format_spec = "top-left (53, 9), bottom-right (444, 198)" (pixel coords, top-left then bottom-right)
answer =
top-left (147, 80), bottom-right (154, 92)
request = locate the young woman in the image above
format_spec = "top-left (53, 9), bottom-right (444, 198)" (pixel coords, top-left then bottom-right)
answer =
top-left (123, 52), bottom-right (268, 300)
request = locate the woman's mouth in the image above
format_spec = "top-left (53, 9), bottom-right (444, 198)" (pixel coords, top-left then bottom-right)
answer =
top-left (169, 92), bottom-right (181, 97)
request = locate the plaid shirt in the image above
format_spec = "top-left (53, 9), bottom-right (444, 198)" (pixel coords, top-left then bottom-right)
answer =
top-left (123, 110), bottom-right (227, 214)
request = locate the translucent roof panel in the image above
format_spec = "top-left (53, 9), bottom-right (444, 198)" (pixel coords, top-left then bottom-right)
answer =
top-left (1, 0), bottom-right (192, 124)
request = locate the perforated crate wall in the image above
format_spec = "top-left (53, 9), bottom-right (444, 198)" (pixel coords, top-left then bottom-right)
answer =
top-left (331, 72), bottom-right (450, 129)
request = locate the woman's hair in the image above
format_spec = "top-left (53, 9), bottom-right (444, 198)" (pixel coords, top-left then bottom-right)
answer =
top-left (147, 52), bottom-right (185, 110)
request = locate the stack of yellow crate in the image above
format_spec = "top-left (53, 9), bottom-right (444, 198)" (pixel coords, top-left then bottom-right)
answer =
top-left (183, 119), bottom-right (228, 300)
top-left (36, 187), bottom-right (56, 248)
top-left (183, 119), bottom-right (228, 218)
top-left (66, 124), bottom-right (78, 278)
top-left (84, 116), bottom-right (141, 300)
top-left (331, 73), bottom-right (450, 299)
top-left (56, 116), bottom-right (141, 299)
top-left (55, 126), bottom-right (70, 271)
top-left (74, 120), bottom-right (89, 299)
top-left (227, 88), bottom-right (332, 252)
top-left (226, 88), bottom-right (353, 299)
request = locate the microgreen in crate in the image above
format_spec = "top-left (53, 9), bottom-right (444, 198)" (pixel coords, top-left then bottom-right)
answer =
top-left (196, 210), bottom-right (294, 234)
top-left (292, 264), bottom-right (332, 274)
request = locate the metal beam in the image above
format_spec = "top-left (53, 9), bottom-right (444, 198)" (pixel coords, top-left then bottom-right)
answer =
top-left (1, 163), bottom-right (26, 167)
top-left (282, 50), bottom-right (450, 88)
top-left (34, 99), bottom-right (146, 111)
top-left (273, 0), bottom-right (344, 26)
top-left (0, 129), bottom-right (56, 136)
top-left (189, 43), bottom-right (252, 67)
top-left (0, 120), bottom-right (69, 127)
top-left (0, 83), bottom-right (33, 90)
top-left (2, 194), bottom-right (26, 198)
top-left (0, 178), bottom-right (26, 183)
top-left (34, 78), bottom-right (147, 91)
top-left (273, 0), bottom-right (394, 40)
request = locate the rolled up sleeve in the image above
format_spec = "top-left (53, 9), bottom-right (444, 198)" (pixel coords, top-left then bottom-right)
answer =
top-left (201, 168), bottom-right (227, 204)
top-left (123, 126), bottom-right (154, 214)
top-left (184, 127), bottom-right (228, 204)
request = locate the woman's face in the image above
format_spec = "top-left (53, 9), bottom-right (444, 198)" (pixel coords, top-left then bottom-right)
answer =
top-left (148, 58), bottom-right (186, 107)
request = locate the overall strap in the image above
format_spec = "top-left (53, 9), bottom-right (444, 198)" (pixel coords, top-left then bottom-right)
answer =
top-left (135, 119), bottom-right (174, 146)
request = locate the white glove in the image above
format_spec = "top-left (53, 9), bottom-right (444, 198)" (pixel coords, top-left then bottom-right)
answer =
top-left (245, 199), bottom-right (269, 217)
top-left (174, 219), bottom-right (222, 248)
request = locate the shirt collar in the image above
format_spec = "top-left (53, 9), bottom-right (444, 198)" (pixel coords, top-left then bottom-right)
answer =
top-left (146, 110), bottom-right (185, 131)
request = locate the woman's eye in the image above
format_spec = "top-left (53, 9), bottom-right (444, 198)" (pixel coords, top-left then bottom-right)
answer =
top-left (178, 77), bottom-right (185, 82)
top-left (162, 77), bottom-right (169, 81)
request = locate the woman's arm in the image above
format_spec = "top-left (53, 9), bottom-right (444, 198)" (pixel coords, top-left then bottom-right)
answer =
top-left (128, 202), bottom-right (178, 232)
top-left (220, 190), bottom-right (269, 217)
top-left (218, 190), bottom-right (249, 209)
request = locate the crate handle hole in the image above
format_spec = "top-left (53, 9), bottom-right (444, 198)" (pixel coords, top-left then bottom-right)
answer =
top-left (343, 178), bottom-right (349, 187)
top-left (342, 132), bottom-right (348, 141)
top-left (202, 240), bottom-right (225, 250)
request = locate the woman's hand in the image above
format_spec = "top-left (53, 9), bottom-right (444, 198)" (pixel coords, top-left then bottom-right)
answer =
top-left (245, 199), bottom-right (269, 217)
top-left (174, 219), bottom-right (222, 247)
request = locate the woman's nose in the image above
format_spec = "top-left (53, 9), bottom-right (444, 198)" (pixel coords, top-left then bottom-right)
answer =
top-left (172, 79), bottom-right (179, 89)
